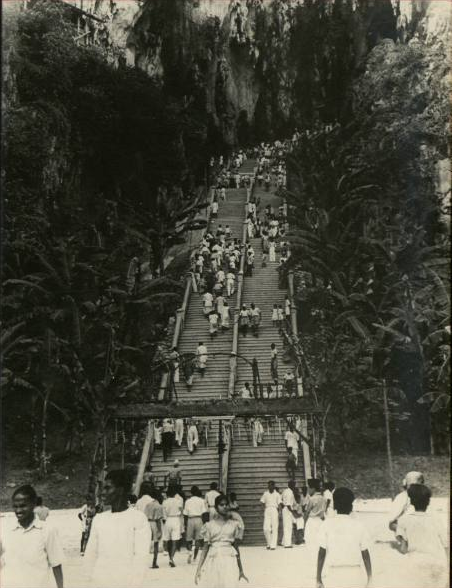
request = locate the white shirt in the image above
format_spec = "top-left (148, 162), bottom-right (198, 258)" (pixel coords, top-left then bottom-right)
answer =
top-left (318, 515), bottom-right (371, 567)
top-left (241, 386), bottom-right (252, 398)
top-left (183, 496), bottom-right (207, 518)
top-left (285, 430), bottom-right (299, 449)
top-left (203, 292), bottom-right (213, 305)
top-left (396, 512), bottom-right (447, 563)
top-left (211, 202), bottom-right (219, 213)
top-left (388, 490), bottom-right (412, 523)
top-left (227, 273), bottom-right (235, 282)
top-left (84, 509), bottom-right (150, 588)
top-left (282, 488), bottom-right (296, 508)
top-left (260, 490), bottom-right (281, 509)
top-left (0, 517), bottom-right (64, 588)
top-left (205, 490), bottom-right (220, 509)
top-left (135, 494), bottom-right (153, 514)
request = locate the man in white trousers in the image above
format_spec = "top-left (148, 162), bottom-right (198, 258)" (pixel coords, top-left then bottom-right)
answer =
top-left (260, 480), bottom-right (281, 550)
top-left (281, 480), bottom-right (298, 548)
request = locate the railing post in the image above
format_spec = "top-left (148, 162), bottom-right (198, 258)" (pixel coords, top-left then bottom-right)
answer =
top-left (134, 420), bottom-right (154, 496)
top-left (301, 416), bottom-right (312, 480)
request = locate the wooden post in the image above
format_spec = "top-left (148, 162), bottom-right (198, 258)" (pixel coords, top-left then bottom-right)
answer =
top-left (301, 416), bottom-right (312, 480)
top-left (219, 422), bottom-right (231, 493)
top-left (134, 421), bottom-right (153, 496)
top-left (382, 379), bottom-right (395, 499)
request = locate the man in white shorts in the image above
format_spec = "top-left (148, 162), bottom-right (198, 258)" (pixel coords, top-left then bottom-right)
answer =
top-left (183, 486), bottom-right (207, 564)
top-left (162, 486), bottom-right (182, 568)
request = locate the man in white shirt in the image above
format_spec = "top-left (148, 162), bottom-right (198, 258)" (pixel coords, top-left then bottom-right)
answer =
top-left (205, 482), bottom-right (220, 519)
top-left (260, 480), bottom-right (281, 549)
top-left (281, 480), bottom-right (298, 548)
top-left (184, 486), bottom-right (207, 564)
top-left (84, 470), bottom-right (150, 587)
top-left (0, 485), bottom-right (64, 588)
top-left (285, 424), bottom-right (300, 464)
top-left (226, 272), bottom-right (236, 296)
top-left (162, 485), bottom-right (183, 568)
top-left (202, 291), bottom-right (213, 316)
top-left (388, 471), bottom-right (424, 532)
top-left (196, 342), bottom-right (208, 376)
top-left (135, 485), bottom-right (153, 514)
top-left (240, 382), bottom-right (252, 399)
top-left (317, 487), bottom-right (372, 588)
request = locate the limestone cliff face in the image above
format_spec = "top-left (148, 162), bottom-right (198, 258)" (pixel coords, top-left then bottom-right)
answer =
top-left (84, 0), bottom-right (446, 146)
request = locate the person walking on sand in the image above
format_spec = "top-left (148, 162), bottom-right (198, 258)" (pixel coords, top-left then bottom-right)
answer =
top-left (195, 494), bottom-right (247, 587)
top-left (304, 478), bottom-right (326, 553)
top-left (184, 486), bottom-right (207, 564)
top-left (1, 485), bottom-right (64, 588)
top-left (162, 486), bottom-right (183, 568)
top-left (83, 470), bottom-right (150, 588)
top-left (282, 480), bottom-right (299, 548)
top-left (145, 489), bottom-right (164, 570)
top-left (205, 483), bottom-right (221, 521)
top-left (395, 484), bottom-right (448, 588)
top-left (260, 480), bottom-right (281, 550)
top-left (316, 488), bottom-right (372, 588)
top-left (388, 471), bottom-right (424, 532)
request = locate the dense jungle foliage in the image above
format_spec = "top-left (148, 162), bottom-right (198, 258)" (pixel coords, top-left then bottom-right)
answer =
top-left (2, 1), bottom-right (214, 472)
top-left (285, 37), bottom-right (450, 454)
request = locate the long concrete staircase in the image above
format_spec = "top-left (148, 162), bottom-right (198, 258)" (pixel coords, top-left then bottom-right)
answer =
top-left (235, 180), bottom-right (295, 390)
top-left (147, 159), bottom-right (308, 545)
top-left (175, 186), bottom-right (246, 402)
top-left (228, 417), bottom-right (306, 545)
top-left (146, 422), bottom-right (221, 495)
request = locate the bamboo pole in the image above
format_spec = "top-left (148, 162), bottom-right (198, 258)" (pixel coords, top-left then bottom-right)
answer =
top-left (382, 379), bottom-right (395, 499)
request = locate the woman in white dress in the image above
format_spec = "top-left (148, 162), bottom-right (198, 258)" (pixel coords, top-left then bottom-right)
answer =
top-left (221, 301), bottom-right (231, 329)
top-left (195, 495), bottom-right (247, 588)
top-left (269, 240), bottom-right (276, 262)
top-left (84, 470), bottom-right (150, 588)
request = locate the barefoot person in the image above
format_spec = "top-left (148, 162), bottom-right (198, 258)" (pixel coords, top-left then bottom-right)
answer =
top-left (316, 487), bottom-right (372, 588)
top-left (260, 480), bottom-right (281, 550)
top-left (195, 494), bottom-right (247, 587)
top-left (162, 485), bottom-right (183, 568)
top-left (84, 470), bottom-right (150, 588)
top-left (184, 486), bottom-right (207, 564)
top-left (145, 489), bottom-right (164, 570)
top-left (0, 484), bottom-right (64, 588)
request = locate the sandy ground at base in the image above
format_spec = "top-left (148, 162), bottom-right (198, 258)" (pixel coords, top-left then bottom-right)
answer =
top-left (1, 498), bottom-right (449, 588)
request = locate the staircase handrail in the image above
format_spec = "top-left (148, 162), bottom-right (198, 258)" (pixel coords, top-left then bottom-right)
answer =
top-left (287, 270), bottom-right (312, 479)
top-left (228, 175), bottom-right (255, 398)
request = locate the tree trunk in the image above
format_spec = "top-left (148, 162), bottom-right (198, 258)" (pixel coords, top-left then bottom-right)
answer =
top-left (39, 389), bottom-right (51, 477)
top-left (29, 392), bottom-right (39, 467)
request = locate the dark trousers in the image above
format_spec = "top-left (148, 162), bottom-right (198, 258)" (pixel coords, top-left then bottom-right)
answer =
top-left (162, 432), bottom-right (174, 462)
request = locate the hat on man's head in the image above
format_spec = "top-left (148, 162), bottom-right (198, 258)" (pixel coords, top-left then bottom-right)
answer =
top-left (403, 471), bottom-right (424, 487)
